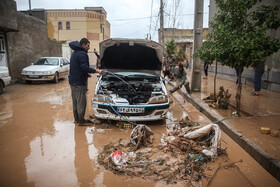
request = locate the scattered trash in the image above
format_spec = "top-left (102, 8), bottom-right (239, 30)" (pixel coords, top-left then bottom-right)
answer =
top-left (116, 122), bottom-right (134, 129)
top-left (189, 153), bottom-right (204, 162)
top-left (160, 134), bottom-right (168, 146)
top-left (232, 111), bottom-right (238, 117)
top-left (98, 123), bottom-right (226, 184)
top-left (96, 129), bottom-right (106, 134)
top-left (166, 123), bottom-right (180, 136)
top-left (130, 124), bottom-right (154, 150)
top-left (216, 86), bottom-right (231, 109)
top-left (261, 127), bottom-right (271, 134)
top-left (110, 152), bottom-right (127, 166)
top-left (203, 86), bottom-right (231, 109)
top-left (128, 152), bottom-right (137, 158)
top-left (119, 139), bottom-right (130, 147)
top-left (89, 115), bottom-right (102, 124)
top-left (184, 124), bottom-right (221, 160)
top-left (270, 130), bottom-right (280, 137)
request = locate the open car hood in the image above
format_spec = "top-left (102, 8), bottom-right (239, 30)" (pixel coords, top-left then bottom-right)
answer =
top-left (100, 38), bottom-right (164, 76)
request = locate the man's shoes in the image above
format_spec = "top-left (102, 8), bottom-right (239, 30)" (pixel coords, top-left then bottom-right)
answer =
top-left (251, 91), bottom-right (259, 96)
top-left (78, 119), bottom-right (93, 126)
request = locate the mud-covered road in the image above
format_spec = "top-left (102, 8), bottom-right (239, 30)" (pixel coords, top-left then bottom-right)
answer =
top-left (0, 76), bottom-right (278, 186)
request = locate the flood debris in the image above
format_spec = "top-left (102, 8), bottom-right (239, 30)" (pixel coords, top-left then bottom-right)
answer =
top-left (116, 122), bottom-right (134, 129)
top-left (261, 127), bottom-right (280, 137)
top-left (203, 86), bottom-right (231, 109)
top-left (184, 124), bottom-right (221, 160)
top-left (261, 127), bottom-right (271, 134)
top-left (130, 124), bottom-right (154, 150)
top-left (98, 122), bottom-right (225, 184)
top-left (270, 130), bottom-right (280, 137)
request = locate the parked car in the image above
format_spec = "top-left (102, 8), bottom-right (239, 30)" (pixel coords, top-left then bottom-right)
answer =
top-left (21, 57), bottom-right (70, 83)
top-left (92, 38), bottom-right (169, 121)
top-left (0, 66), bottom-right (11, 94)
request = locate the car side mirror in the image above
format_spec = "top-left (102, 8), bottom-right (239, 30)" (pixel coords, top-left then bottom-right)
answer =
top-left (31, 63), bottom-right (34, 65)
top-left (60, 64), bottom-right (63, 67)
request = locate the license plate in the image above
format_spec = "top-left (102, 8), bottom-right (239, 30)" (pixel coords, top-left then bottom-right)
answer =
top-left (29, 75), bottom-right (39, 78)
top-left (117, 107), bottom-right (144, 113)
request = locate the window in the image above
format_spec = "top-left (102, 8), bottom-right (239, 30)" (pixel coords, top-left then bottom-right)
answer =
top-left (0, 35), bottom-right (5, 53)
top-left (100, 24), bottom-right (103, 33)
top-left (58, 22), bottom-right (62, 30)
top-left (66, 21), bottom-right (70, 30)
top-left (62, 58), bottom-right (70, 65)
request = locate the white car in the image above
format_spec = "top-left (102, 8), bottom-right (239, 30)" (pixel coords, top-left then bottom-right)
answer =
top-left (21, 57), bottom-right (70, 83)
top-left (92, 38), bottom-right (169, 122)
top-left (0, 66), bottom-right (11, 94)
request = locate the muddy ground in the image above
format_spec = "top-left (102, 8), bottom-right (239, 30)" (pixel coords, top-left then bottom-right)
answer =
top-left (0, 76), bottom-right (279, 186)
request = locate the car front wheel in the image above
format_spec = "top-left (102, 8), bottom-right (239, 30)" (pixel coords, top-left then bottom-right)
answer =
top-left (53, 72), bottom-right (59, 83)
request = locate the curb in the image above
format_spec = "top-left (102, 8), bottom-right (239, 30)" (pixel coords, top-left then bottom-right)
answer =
top-left (168, 81), bottom-right (280, 181)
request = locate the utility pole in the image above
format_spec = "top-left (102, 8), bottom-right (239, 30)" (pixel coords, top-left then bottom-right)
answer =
top-left (160, 0), bottom-right (164, 46)
top-left (29, 0), bottom-right (32, 16)
top-left (191, 0), bottom-right (204, 92)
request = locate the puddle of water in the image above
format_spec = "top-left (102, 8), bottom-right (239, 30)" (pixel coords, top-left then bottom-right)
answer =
top-left (0, 96), bottom-right (13, 127)
top-left (25, 120), bottom-right (78, 186)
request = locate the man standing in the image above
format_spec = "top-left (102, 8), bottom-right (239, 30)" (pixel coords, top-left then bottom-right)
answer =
top-left (252, 61), bottom-right (265, 96)
top-left (69, 38), bottom-right (104, 126)
top-left (169, 64), bottom-right (191, 94)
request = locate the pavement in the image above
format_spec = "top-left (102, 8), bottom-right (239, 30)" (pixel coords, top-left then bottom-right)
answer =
top-left (167, 69), bottom-right (280, 181)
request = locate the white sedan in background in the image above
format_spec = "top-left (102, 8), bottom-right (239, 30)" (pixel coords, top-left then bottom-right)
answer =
top-left (21, 57), bottom-right (70, 83)
top-left (0, 66), bottom-right (11, 94)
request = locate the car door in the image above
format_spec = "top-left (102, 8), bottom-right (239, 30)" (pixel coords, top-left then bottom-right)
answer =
top-left (57, 58), bottom-right (65, 77)
top-left (62, 58), bottom-right (70, 77)
top-left (59, 58), bottom-right (69, 78)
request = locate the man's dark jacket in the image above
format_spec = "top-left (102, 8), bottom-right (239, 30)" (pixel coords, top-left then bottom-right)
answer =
top-left (69, 41), bottom-right (96, 85)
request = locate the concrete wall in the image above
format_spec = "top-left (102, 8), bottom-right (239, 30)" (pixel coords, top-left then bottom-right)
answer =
top-left (208, 66), bottom-right (280, 92)
top-left (62, 44), bottom-right (72, 61)
top-left (7, 12), bottom-right (62, 81)
top-left (0, 0), bottom-right (18, 31)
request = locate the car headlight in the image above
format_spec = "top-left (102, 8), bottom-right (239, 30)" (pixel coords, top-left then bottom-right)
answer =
top-left (148, 95), bottom-right (168, 104)
top-left (93, 94), bottom-right (113, 104)
top-left (22, 70), bottom-right (27, 74)
top-left (43, 71), bottom-right (52, 75)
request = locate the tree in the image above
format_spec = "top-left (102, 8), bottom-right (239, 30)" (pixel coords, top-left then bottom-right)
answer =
top-left (165, 39), bottom-right (176, 55)
top-left (176, 48), bottom-right (186, 64)
top-left (194, 0), bottom-right (280, 115)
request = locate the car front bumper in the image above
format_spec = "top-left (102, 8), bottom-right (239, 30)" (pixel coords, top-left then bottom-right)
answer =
top-left (21, 74), bottom-right (55, 81)
top-left (2, 76), bottom-right (11, 87)
top-left (92, 101), bottom-right (169, 122)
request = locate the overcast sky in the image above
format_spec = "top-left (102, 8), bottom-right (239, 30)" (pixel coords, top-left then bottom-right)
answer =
top-left (15, 0), bottom-right (209, 42)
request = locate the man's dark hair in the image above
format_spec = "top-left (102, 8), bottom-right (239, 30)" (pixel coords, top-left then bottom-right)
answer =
top-left (179, 63), bottom-right (183, 69)
top-left (80, 38), bottom-right (90, 46)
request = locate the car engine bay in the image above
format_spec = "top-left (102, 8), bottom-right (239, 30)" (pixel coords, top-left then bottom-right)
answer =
top-left (97, 74), bottom-right (164, 105)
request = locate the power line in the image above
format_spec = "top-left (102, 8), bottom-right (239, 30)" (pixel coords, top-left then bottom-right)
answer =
top-left (108, 12), bottom-right (208, 22)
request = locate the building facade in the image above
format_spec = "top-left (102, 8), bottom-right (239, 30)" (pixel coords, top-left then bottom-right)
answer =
top-left (159, 28), bottom-right (208, 63)
top-left (46, 7), bottom-right (110, 63)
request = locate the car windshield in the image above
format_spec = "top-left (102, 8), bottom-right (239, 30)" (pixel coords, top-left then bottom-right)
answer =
top-left (34, 58), bottom-right (59, 66)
